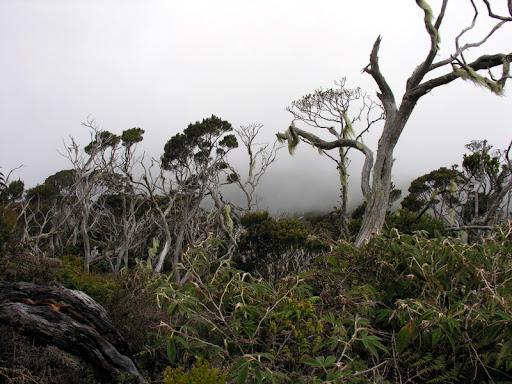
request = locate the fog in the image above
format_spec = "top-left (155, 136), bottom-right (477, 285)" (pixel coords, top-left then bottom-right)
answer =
top-left (1, 0), bottom-right (510, 215)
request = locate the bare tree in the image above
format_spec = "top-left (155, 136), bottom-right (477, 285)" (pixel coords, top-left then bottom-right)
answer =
top-left (138, 158), bottom-right (177, 274)
top-left (92, 127), bottom-right (154, 275)
top-left (65, 121), bottom-right (121, 272)
top-left (284, 79), bottom-right (384, 233)
top-left (401, 139), bottom-right (512, 242)
top-left (19, 128), bottom-right (112, 263)
top-left (228, 123), bottom-right (283, 212)
top-left (278, 0), bottom-right (511, 246)
top-left (20, 120), bottom-right (150, 273)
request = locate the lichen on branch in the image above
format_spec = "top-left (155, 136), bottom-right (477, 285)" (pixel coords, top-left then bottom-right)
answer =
top-left (276, 123), bottom-right (374, 198)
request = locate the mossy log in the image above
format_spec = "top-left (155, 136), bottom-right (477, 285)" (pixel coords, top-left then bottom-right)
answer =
top-left (0, 282), bottom-right (147, 383)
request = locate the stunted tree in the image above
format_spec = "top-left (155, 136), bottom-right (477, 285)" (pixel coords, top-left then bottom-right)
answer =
top-left (143, 115), bottom-right (238, 278)
top-left (403, 139), bottom-right (512, 241)
top-left (93, 127), bottom-right (153, 274)
top-left (461, 140), bottom-right (512, 227)
top-left (0, 169), bottom-right (24, 253)
top-left (20, 120), bottom-right (151, 272)
top-left (67, 124), bottom-right (123, 272)
top-left (401, 166), bottom-right (463, 222)
top-left (278, 0), bottom-right (512, 246)
top-left (284, 79), bottom-right (384, 233)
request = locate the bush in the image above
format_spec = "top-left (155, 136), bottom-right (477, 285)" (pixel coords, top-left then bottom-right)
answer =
top-left (163, 360), bottom-right (226, 384)
top-left (304, 224), bottom-right (512, 383)
top-left (0, 252), bottom-right (169, 383)
top-left (0, 249), bottom-right (62, 285)
top-left (236, 211), bottom-right (327, 282)
top-left (0, 205), bottom-right (21, 254)
top-left (156, 237), bottom-right (391, 384)
top-left (0, 324), bottom-right (94, 384)
top-left (384, 208), bottom-right (447, 237)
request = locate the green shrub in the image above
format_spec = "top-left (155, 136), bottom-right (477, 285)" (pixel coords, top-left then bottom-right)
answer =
top-left (0, 249), bottom-right (62, 285)
top-left (304, 225), bottom-right (512, 383)
top-left (236, 211), bottom-right (327, 282)
top-left (57, 254), bottom-right (125, 307)
top-left (156, 237), bottom-right (392, 384)
top-left (163, 360), bottom-right (226, 384)
top-left (384, 208), bottom-right (447, 237)
top-left (0, 205), bottom-right (21, 254)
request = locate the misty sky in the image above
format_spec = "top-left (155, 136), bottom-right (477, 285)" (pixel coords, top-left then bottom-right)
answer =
top-left (1, 1), bottom-right (511, 213)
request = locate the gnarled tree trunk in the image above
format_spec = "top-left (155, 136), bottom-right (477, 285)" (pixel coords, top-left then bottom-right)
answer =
top-left (0, 282), bottom-right (147, 383)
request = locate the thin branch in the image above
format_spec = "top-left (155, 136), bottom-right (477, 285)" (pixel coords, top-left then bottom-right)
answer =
top-left (482, 0), bottom-right (512, 21)
top-left (406, 0), bottom-right (447, 91)
top-left (431, 19), bottom-right (508, 71)
top-left (446, 225), bottom-right (494, 232)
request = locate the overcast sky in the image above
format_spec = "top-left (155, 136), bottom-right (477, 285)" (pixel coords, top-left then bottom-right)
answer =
top-left (1, 0), bottom-right (511, 213)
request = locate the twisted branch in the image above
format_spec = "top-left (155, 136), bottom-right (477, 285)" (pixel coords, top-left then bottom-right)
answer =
top-left (277, 125), bottom-right (374, 197)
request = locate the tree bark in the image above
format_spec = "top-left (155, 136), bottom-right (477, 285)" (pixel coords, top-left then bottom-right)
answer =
top-left (354, 101), bottom-right (416, 246)
top-left (0, 282), bottom-right (147, 383)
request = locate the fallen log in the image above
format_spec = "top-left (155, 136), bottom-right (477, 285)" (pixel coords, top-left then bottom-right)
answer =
top-left (0, 282), bottom-right (147, 383)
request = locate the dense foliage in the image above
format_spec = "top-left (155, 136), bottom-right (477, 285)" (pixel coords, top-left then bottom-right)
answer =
top-left (153, 225), bottom-right (512, 383)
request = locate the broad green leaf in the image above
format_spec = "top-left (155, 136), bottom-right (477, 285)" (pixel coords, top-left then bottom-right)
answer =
top-left (166, 339), bottom-right (176, 364)
top-left (327, 255), bottom-right (337, 266)
top-left (237, 362), bottom-right (249, 384)
top-left (397, 323), bottom-right (412, 353)
top-left (431, 327), bottom-right (442, 348)
top-left (500, 340), bottom-right (512, 359)
top-left (375, 308), bottom-right (392, 324)
top-left (360, 331), bottom-right (382, 359)
top-left (324, 356), bottom-right (336, 366)
top-left (444, 327), bottom-right (456, 351)
top-left (496, 311), bottom-right (512, 321)
top-left (370, 339), bottom-right (388, 355)
top-left (367, 343), bottom-right (380, 359)
top-left (410, 321), bottom-right (420, 341)
top-left (254, 368), bottom-right (262, 384)
top-left (303, 358), bottom-right (322, 367)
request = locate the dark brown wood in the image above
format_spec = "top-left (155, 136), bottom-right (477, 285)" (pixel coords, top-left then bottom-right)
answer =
top-left (0, 282), bottom-right (147, 383)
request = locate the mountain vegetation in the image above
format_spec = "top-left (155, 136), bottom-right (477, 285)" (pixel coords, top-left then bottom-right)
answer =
top-left (1, 112), bottom-right (511, 383)
top-left (1, 1), bottom-right (512, 383)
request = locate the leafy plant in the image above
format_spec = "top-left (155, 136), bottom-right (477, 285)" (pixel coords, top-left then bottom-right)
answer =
top-left (163, 359), bottom-right (226, 384)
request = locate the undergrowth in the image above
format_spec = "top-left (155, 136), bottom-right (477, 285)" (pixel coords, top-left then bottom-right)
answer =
top-left (1, 223), bottom-right (511, 383)
top-left (154, 223), bottom-right (512, 383)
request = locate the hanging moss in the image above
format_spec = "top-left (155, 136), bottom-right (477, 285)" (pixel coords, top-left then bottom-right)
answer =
top-left (453, 64), bottom-right (505, 96)
top-left (147, 237), bottom-right (159, 267)
top-left (416, 0), bottom-right (440, 47)
top-left (277, 122), bottom-right (300, 155)
top-left (341, 111), bottom-right (355, 139)
top-left (498, 59), bottom-right (510, 88)
top-left (277, 122), bottom-right (301, 156)
top-left (223, 204), bottom-right (233, 236)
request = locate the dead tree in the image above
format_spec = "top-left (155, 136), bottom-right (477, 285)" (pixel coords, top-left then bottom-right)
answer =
top-left (228, 123), bottom-right (283, 212)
